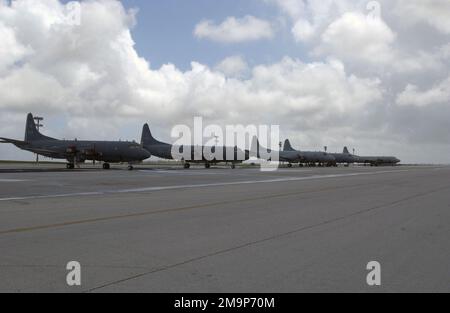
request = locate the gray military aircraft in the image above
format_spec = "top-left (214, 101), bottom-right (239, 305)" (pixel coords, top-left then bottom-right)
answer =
top-left (0, 113), bottom-right (150, 170)
top-left (250, 137), bottom-right (296, 165)
top-left (330, 147), bottom-right (358, 166)
top-left (283, 139), bottom-right (336, 167)
top-left (329, 147), bottom-right (400, 166)
top-left (140, 124), bottom-right (250, 169)
top-left (355, 155), bottom-right (401, 166)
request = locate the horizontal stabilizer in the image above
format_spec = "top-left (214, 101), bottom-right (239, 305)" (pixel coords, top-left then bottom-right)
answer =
top-left (0, 137), bottom-right (27, 146)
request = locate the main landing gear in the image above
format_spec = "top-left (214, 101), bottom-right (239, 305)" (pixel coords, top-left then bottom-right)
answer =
top-left (102, 163), bottom-right (111, 170)
top-left (66, 163), bottom-right (75, 170)
top-left (205, 163), bottom-right (211, 169)
top-left (184, 163), bottom-right (191, 169)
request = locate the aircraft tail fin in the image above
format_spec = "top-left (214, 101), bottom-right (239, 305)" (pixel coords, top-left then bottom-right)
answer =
top-left (343, 147), bottom-right (350, 154)
top-left (24, 113), bottom-right (55, 142)
top-left (283, 139), bottom-right (296, 152)
top-left (141, 123), bottom-right (164, 147)
top-left (250, 136), bottom-right (260, 158)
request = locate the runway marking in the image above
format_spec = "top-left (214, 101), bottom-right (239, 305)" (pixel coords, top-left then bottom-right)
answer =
top-left (86, 183), bottom-right (450, 292)
top-left (0, 173), bottom-right (425, 236)
top-left (0, 169), bottom-right (411, 202)
top-left (139, 170), bottom-right (228, 176)
top-left (433, 167), bottom-right (450, 171)
top-left (96, 170), bottom-right (413, 194)
top-left (0, 182), bottom-right (384, 235)
top-left (0, 179), bottom-right (29, 182)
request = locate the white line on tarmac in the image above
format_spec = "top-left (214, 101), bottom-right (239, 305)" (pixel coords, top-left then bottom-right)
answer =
top-left (0, 179), bottom-right (29, 182)
top-left (139, 170), bottom-right (226, 175)
top-left (433, 167), bottom-right (450, 171)
top-left (0, 169), bottom-right (411, 202)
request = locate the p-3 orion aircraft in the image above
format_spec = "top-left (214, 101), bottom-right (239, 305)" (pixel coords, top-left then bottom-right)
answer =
top-left (0, 113), bottom-right (150, 170)
top-left (283, 139), bottom-right (336, 167)
top-left (141, 123), bottom-right (250, 169)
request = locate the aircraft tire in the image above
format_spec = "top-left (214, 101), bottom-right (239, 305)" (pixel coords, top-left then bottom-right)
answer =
top-left (103, 163), bottom-right (111, 170)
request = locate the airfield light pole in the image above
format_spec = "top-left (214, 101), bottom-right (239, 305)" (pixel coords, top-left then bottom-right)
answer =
top-left (34, 116), bottom-right (44, 164)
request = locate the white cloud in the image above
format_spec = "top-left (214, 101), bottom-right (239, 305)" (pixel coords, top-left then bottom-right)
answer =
top-left (397, 77), bottom-right (450, 107)
top-left (0, 0), bottom-right (382, 138)
top-left (317, 12), bottom-right (396, 64)
top-left (194, 15), bottom-right (274, 43)
top-left (292, 19), bottom-right (315, 42)
top-left (270, 0), bottom-right (368, 43)
top-left (395, 0), bottom-right (450, 34)
top-left (0, 21), bottom-right (31, 73)
top-left (215, 56), bottom-right (249, 77)
top-left (270, 1), bottom-right (443, 72)
top-left (271, 0), bottom-right (306, 20)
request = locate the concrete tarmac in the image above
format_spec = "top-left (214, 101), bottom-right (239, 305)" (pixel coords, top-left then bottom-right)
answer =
top-left (0, 164), bottom-right (449, 292)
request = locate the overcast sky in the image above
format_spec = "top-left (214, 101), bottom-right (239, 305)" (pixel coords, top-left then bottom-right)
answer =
top-left (1, 0), bottom-right (450, 163)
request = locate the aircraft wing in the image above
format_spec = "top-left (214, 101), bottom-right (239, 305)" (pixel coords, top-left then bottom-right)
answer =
top-left (279, 152), bottom-right (301, 162)
top-left (279, 156), bottom-right (293, 162)
top-left (30, 148), bottom-right (62, 154)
